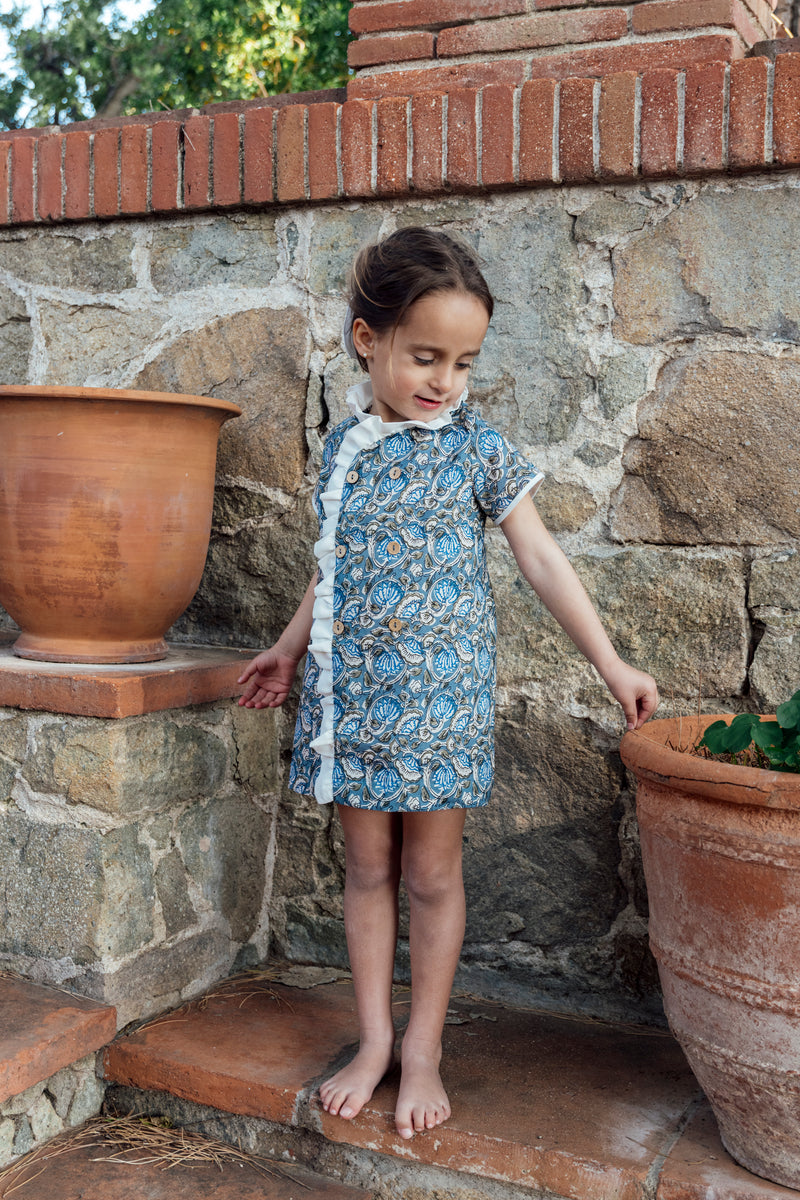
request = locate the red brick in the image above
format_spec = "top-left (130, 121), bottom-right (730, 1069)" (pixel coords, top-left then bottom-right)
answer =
top-left (446, 88), bottom-right (479, 188)
top-left (276, 104), bottom-right (306, 201)
top-left (212, 111), bottom-right (242, 206)
top-left (774, 52), bottom-right (800, 166)
top-left (64, 129), bottom-right (91, 220)
top-left (683, 60), bottom-right (725, 173)
top-left (11, 137), bottom-right (35, 224)
top-left (598, 71), bottom-right (636, 179)
top-left (341, 99), bottom-right (374, 196)
top-left (350, 0), bottom-right (526, 35)
top-left (92, 127), bottom-right (119, 218)
top-left (559, 76), bottom-right (596, 182)
top-left (37, 133), bottom-right (63, 221)
top-left (728, 55), bottom-right (768, 169)
top-left (243, 107), bottom-right (274, 204)
top-left (640, 68), bottom-right (680, 176)
top-left (0, 141), bottom-right (9, 225)
top-left (151, 120), bottom-right (181, 212)
top-left (183, 113), bottom-right (211, 208)
top-left (481, 84), bottom-right (515, 186)
top-left (525, 34), bottom-right (741, 81)
top-left (349, 58), bottom-right (527, 99)
top-left (308, 102), bottom-right (340, 200)
top-left (438, 9), bottom-right (627, 56)
top-left (376, 95), bottom-right (409, 195)
top-left (519, 78), bottom-right (557, 183)
top-left (120, 124), bottom-right (148, 214)
top-left (348, 30), bottom-right (434, 67)
top-left (633, 0), bottom-right (767, 44)
top-left (411, 91), bottom-right (444, 191)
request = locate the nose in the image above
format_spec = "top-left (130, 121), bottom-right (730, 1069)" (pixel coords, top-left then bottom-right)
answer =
top-left (431, 363), bottom-right (454, 393)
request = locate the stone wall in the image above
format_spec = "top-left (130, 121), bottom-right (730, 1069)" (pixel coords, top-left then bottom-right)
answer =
top-left (0, 699), bottom-right (281, 1026)
top-left (3, 171), bottom-right (797, 1021)
top-left (0, 1053), bottom-right (105, 1168)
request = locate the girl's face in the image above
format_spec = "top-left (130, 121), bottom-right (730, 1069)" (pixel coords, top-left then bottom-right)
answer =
top-left (352, 290), bottom-right (490, 425)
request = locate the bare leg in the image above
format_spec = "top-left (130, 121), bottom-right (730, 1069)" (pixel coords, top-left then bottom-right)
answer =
top-left (395, 808), bottom-right (466, 1140)
top-left (319, 806), bottom-right (401, 1120)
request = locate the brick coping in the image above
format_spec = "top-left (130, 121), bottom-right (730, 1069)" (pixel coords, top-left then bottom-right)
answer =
top-left (2, 53), bottom-right (800, 226)
top-left (0, 636), bottom-right (252, 718)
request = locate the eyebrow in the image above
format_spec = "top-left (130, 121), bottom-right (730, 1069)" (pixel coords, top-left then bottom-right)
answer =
top-left (409, 343), bottom-right (482, 357)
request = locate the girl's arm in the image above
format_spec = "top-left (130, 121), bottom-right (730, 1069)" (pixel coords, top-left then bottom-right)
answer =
top-left (500, 496), bottom-right (658, 730)
top-left (237, 572), bottom-right (318, 708)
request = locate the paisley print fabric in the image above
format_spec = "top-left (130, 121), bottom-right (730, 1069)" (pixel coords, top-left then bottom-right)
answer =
top-left (289, 382), bottom-right (543, 811)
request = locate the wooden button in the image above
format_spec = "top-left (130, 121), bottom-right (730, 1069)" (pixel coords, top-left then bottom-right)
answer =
top-left (389, 466), bottom-right (402, 479)
top-left (388, 618), bottom-right (403, 633)
top-left (387, 541), bottom-right (401, 554)
top-left (332, 620), bottom-right (344, 635)
top-left (335, 545), bottom-right (347, 558)
top-left (346, 470), bottom-right (359, 483)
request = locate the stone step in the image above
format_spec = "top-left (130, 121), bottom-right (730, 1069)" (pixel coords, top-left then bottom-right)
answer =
top-left (103, 970), bottom-right (799, 1200)
top-left (0, 976), bottom-right (116, 1105)
top-left (0, 1121), bottom-right (372, 1199)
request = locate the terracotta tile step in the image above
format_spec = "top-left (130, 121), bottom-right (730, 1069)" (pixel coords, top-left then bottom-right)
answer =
top-left (104, 974), bottom-right (799, 1200)
top-left (0, 1122), bottom-right (371, 1199)
top-left (0, 977), bottom-right (116, 1105)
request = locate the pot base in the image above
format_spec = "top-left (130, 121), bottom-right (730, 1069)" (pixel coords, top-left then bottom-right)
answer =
top-left (13, 633), bottom-right (169, 664)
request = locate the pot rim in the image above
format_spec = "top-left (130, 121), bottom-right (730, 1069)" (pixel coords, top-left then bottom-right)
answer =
top-left (621, 714), bottom-right (800, 810)
top-left (0, 384), bottom-right (242, 418)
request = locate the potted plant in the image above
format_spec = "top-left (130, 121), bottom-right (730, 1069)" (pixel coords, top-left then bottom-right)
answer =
top-left (620, 695), bottom-right (800, 1190)
top-left (0, 385), bottom-right (240, 664)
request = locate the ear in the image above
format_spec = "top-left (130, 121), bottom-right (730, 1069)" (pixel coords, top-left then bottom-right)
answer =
top-left (351, 317), bottom-right (377, 360)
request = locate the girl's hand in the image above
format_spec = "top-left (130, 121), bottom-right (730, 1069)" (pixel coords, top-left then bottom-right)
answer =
top-left (602, 660), bottom-right (659, 731)
top-left (238, 648), bottom-right (300, 708)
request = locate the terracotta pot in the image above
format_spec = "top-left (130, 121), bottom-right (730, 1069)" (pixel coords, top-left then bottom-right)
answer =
top-left (0, 385), bottom-right (240, 663)
top-left (621, 715), bottom-right (800, 1189)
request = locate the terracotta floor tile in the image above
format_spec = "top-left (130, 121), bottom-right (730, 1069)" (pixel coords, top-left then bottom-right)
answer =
top-left (0, 977), bottom-right (116, 1104)
top-left (657, 1104), bottom-right (800, 1200)
top-left (0, 1135), bottom-right (369, 1199)
top-left (106, 979), bottom-right (702, 1200)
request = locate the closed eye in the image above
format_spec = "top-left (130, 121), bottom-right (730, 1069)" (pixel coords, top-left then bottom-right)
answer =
top-left (413, 356), bottom-right (434, 365)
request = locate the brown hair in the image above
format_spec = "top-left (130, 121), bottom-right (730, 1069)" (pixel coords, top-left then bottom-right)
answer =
top-left (348, 227), bottom-right (494, 370)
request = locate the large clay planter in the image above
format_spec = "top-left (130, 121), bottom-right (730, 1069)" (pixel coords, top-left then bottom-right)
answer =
top-left (621, 715), bottom-right (800, 1189)
top-left (0, 385), bottom-right (240, 663)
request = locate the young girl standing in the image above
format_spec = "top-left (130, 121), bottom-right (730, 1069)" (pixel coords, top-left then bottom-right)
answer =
top-left (238, 226), bottom-right (658, 1141)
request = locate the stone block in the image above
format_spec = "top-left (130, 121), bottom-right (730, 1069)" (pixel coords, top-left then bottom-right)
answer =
top-left (0, 813), bottom-right (154, 961)
top-left (177, 792), bottom-right (274, 944)
top-left (595, 347), bottom-right (653, 420)
top-left (28, 1092), bottom-right (62, 1143)
top-left (154, 849), bottom-right (197, 938)
top-left (612, 351), bottom-right (800, 545)
top-left (613, 184), bottom-right (800, 345)
top-left (39, 300), bottom-right (165, 386)
top-left (20, 714), bottom-right (229, 816)
top-left (491, 538), bottom-right (748, 698)
top-left (306, 208), bottom-right (384, 296)
top-left (0, 230), bottom-right (135, 292)
top-left (229, 703), bottom-right (280, 793)
top-left (0, 283), bottom-right (32, 384)
top-left (149, 216), bottom-right (277, 294)
top-left (133, 307), bottom-right (310, 495)
top-left (0, 712), bottom-right (26, 800)
top-left (749, 552), bottom-right (800, 710)
top-left (534, 480), bottom-right (597, 534)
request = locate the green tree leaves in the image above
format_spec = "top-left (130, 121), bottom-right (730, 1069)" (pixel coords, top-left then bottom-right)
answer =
top-left (1, 0), bottom-right (350, 129)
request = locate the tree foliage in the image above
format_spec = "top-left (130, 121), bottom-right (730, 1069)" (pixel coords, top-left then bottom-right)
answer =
top-left (0, 0), bottom-right (351, 130)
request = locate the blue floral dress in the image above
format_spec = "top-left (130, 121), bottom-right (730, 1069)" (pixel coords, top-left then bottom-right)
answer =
top-left (289, 381), bottom-right (543, 811)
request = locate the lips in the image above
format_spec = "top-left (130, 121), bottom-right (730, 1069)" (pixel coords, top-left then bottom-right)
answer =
top-left (415, 396), bottom-right (442, 409)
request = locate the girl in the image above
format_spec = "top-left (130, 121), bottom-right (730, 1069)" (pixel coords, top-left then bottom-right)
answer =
top-left (238, 226), bottom-right (658, 1142)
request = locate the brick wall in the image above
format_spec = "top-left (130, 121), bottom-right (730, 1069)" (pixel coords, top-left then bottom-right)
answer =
top-left (348, 0), bottom-right (781, 96)
top-left (0, 0), bottom-right (795, 228)
top-left (1, 51), bottom-right (799, 225)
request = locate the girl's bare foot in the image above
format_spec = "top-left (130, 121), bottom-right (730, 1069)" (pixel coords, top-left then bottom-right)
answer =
top-left (319, 1036), bottom-right (395, 1121)
top-left (395, 1039), bottom-right (451, 1139)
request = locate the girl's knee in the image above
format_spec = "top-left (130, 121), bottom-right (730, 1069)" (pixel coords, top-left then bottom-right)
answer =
top-left (403, 855), bottom-right (463, 907)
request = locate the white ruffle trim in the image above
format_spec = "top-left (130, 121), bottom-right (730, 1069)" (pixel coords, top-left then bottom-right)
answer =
top-left (309, 380), bottom-right (465, 805)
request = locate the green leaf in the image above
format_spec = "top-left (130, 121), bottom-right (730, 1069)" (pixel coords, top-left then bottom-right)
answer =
top-left (700, 714), bottom-right (760, 755)
top-left (776, 691), bottom-right (800, 732)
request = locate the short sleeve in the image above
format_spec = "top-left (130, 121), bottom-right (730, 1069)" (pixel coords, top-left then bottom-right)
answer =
top-left (472, 423), bottom-right (544, 525)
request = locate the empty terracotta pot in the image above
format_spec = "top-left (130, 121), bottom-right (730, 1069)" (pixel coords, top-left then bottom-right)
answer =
top-left (0, 385), bottom-right (241, 663)
top-left (621, 715), bottom-right (800, 1189)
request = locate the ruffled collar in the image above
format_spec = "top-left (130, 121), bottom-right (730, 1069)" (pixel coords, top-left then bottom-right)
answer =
top-left (344, 380), bottom-right (466, 432)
